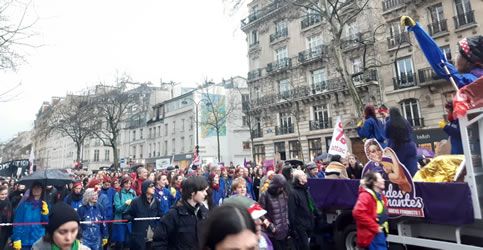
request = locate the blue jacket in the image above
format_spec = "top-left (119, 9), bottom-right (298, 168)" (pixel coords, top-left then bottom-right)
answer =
top-left (97, 193), bottom-right (109, 219)
top-left (99, 187), bottom-right (116, 220)
top-left (77, 203), bottom-right (108, 250)
top-left (64, 194), bottom-right (83, 211)
top-left (444, 120), bottom-right (464, 154)
top-left (113, 188), bottom-right (137, 222)
top-left (385, 118), bottom-right (418, 176)
top-left (245, 177), bottom-right (256, 200)
top-left (357, 117), bottom-right (387, 148)
top-left (167, 187), bottom-right (181, 209)
top-left (154, 187), bottom-right (170, 214)
top-left (211, 186), bottom-right (224, 206)
top-left (12, 199), bottom-right (49, 246)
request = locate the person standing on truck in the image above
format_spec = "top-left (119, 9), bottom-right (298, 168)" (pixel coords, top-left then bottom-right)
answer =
top-left (357, 105), bottom-right (387, 148)
top-left (353, 171), bottom-right (388, 250)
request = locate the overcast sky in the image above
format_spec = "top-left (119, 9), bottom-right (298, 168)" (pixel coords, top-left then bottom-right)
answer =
top-left (0, 0), bottom-right (248, 142)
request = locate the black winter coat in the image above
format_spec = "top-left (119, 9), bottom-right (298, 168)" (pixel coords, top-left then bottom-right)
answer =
top-left (288, 181), bottom-right (315, 231)
top-left (152, 200), bottom-right (208, 250)
top-left (259, 174), bottom-right (289, 240)
top-left (124, 195), bottom-right (162, 250)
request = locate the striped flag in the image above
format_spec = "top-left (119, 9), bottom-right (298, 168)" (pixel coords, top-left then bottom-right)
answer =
top-left (28, 146), bottom-right (35, 174)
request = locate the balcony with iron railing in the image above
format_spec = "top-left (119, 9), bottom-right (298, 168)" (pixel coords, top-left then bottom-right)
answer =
top-left (387, 32), bottom-right (410, 49)
top-left (341, 33), bottom-right (362, 49)
top-left (298, 45), bottom-right (329, 64)
top-left (408, 118), bottom-right (424, 128)
top-left (250, 95), bottom-right (276, 108)
top-left (382, 0), bottom-right (407, 12)
top-left (326, 78), bottom-right (347, 91)
top-left (275, 125), bottom-right (294, 135)
top-left (393, 72), bottom-right (417, 90)
top-left (252, 128), bottom-right (263, 138)
top-left (240, 1), bottom-right (287, 29)
top-left (427, 19), bottom-right (448, 36)
top-left (418, 67), bottom-right (443, 83)
top-left (267, 58), bottom-right (292, 74)
top-left (301, 16), bottom-right (321, 29)
top-left (247, 69), bottom-right (262, 80)
top-left (312, 81), bottom-right (327, 93)
top-left (279, 86), bottom-right (311, 101)
top-left (270, 28), bottom-right (288, 42)
top-left (352, 69), bottom-right (378, 83)
top-left (309, 119), bottom-right (332, 131)
top-left (453, 10), bottom-right (475, 29)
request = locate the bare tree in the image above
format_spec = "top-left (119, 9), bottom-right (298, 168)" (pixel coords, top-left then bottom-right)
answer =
top-left (199, 81), bottom-right (241, 163)
top-left (40, 95), bottom-right (98, 165)
top-left (92, 79), bottom-right (150, 171)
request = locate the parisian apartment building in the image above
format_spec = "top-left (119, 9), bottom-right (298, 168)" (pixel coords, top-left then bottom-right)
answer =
top-left (241, 0), bottom-right (481, 164)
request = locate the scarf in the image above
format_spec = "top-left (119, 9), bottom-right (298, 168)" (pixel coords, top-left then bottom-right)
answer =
top-left (27, 196), bottom-right (42, 210)
top-left (71, 191), bottom-right (83, 202)
top-left (52, 239), bottom-right (79, 250)
top-left (211, 183), bottom-right (220, 191)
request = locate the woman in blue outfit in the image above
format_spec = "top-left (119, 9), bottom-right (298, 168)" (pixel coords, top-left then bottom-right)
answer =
top-left (167, 174), bottom-right (182, 208)
top-left (77, 188), bottom-right (108, 250)
top-left (112, 177), bottom-right (136, 249)
top-left (64, 182), bottom-right (83, 210)
top-left (357, 105), bottom-right (387, 148)
top-left (154, 173), bottom-right (170, 213)
top-left (384, 107), bottom-right (418, 176)
top-left (12, 182), bottom-right (50, 250)
top-left (209, 173), bottom-right (224, 206)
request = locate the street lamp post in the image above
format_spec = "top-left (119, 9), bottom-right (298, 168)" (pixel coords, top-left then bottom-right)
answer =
top-left (182, 98), bottom-right (200, 154)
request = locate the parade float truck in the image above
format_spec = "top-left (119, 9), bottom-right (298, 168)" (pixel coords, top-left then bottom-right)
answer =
top-left (308, 108), bottom-right (483, 250)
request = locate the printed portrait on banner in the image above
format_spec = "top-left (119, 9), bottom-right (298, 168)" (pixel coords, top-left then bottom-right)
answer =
top-left (362, 139), bottom-right (424, 218)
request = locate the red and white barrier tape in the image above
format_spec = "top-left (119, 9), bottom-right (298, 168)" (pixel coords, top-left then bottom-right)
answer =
top-left (0, 216), bottom-right (161, 226)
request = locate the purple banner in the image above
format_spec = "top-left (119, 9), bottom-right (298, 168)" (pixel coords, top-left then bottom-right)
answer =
top-left (307, 178), bottom-right (474, 225)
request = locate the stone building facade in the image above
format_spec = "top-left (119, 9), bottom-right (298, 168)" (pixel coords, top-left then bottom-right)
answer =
top-left (241, 0), bottom-right (482, 164)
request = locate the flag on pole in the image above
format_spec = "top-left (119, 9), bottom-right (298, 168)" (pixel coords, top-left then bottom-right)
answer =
top-left (28, 146), bottom-right (35, 174)
top-left (328, 117), bottom-right (348, 158)
top-left (244, 157), bottom-right (247, 168)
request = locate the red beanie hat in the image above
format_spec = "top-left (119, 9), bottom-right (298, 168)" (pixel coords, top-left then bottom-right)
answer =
top-left (73, 182), bottom-right (82, 188)
top-left (86, 179), bottom-right (101, 188)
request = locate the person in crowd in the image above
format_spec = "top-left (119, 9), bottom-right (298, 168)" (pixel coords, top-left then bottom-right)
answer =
top-left (12, 182), bottom-right (50, 250)
top-left (325, 155), bottom-right (350, 179)
top-left (132, 167), bottom-right (148, 196)
top-left (125, 180), bottom-right (162, 250)
top-left (0, 185), bottom-right (12, 249)
top-left (44, 185), bottom-right (59, 205)
top-left (32, 202), bottom-right (90, 250)
top-left (253, 167), bottom-right (264, 201)
top-left (209, 173), bottom-right (224, 206)
top-left (385, 106), bottom-right (418, 176)
top-left (353, 171), bottom-right (388, 250)
top-left (152, 176), bottom-right (209, 249)
top-left (231, 177), bottom-right (252, 199)
top-left (112, 178), bottom-right (121, 192)
top-left (259, 174), bottom-right (289, 250)
top-left (167, 174), bottom-right (183, 208)
top-left (306, 162), bottom-right (319, 178)
top-left (275, 161), bottom-right (285, 174)
top-left (147, 172), bottom-right (155, 182)
top-left (243, 168), bottom-right (256, 199)
top-left (220, 167), bottom-right (230, 198)
top-left (347, 153), bottom-right (363, 179)
top-left (260, 171), bottom-right (275, 194)
top-left (281, 166), bottom-right (293, 197)
top-left (199, 204), bottom-right (259, 250)
top-left (224, 194), bottom-right (274, 250)
top-left (166, 171), bottom-right (175, 186)
top-left (440, 102), bottom-right (464, 155)
top-left (99, 177), bottom-right (116, 249)
top-left (9, 184), bottom-right (26, 211)
top-left (113, 177), bottom-right (136, 250)
top-left (357, 104), bottom-right (387, 148)
top-left (77, 188), bottom-right (108, 250)
top-left (288, 170), bottom-right (318, 250)
top-left (225, 168), bottom-right (236, 198)
top-left (208, 165), bottom-right (226, 198)
top-left (154, 173), bottom-right (170, 214)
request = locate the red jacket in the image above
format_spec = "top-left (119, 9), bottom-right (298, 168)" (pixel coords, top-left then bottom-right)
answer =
top-left (352, 186), bottom-right (388, 248)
